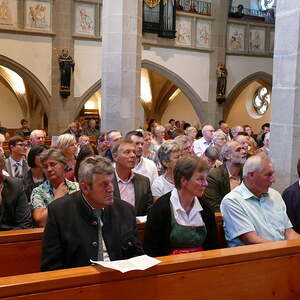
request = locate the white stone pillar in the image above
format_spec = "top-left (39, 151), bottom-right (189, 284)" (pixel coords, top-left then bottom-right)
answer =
top-left (101, 0), bottom-right (142, 133)
top-left (270, 1), bottom-right (300, 191)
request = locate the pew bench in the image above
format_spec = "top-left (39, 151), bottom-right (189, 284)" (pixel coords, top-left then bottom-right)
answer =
top-left (1, 239), bottom-right (300, 299)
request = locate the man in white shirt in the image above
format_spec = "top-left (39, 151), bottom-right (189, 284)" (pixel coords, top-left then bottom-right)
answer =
top-left (193, 124), bottom-right (215, 157)
top-left (5, 136), bottom-right (29, 179)
top-left (125, 130), bottom-right (158, 186)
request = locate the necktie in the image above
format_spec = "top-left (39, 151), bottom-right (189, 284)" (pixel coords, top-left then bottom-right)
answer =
top-left (14, 162), bottom-right (21, 178)
top-left (93, 209), bottom-right (104, 261)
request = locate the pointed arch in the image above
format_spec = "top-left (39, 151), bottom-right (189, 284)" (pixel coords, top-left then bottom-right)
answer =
top-left (142, 60), bottom-right (208, 122)
top-left (224, 71), bottom-right (272, 119)
top-left (0, 55), bottom-right (51, 115)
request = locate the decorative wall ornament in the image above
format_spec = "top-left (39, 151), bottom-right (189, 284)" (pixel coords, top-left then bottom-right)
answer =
top-left (216, 63), bottom-right (228, 104)
top-left (25, 0), bottom-right (51, 31)
top-left (196, 20), bottom-right (211, 48)
top-left (227, 24), bottom-right (245, 51)
top-left (253, 86), bottom-right (270, 115)
top-left (144, 0), bottom-right (160, 8)
top-left (176, 16), bottom-right (191, 45)
top-left (0, 0), bottom-right (18, 27)
top-left (74, 2), bottom-right (95, 36)
top-left (249, 28), bottom-right (265, 52)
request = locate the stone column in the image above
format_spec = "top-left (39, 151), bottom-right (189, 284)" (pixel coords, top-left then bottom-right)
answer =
top-left (270, 1), bottom-right (300, 191)
top-left (101, 0), bottom-right (142, 133)
top-left (48, 0), bottom-right (77, 135)
top-left (207, 0), bottom-right (229, 127)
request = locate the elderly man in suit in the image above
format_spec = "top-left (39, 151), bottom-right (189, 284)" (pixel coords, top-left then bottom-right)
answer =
top-left (112, 139), bottom-right (153, 216)
top-left (203, 141), bottom-right (247, 211)
top-left (41, 155), bottom-right (143, 271)
top-left (0, 155), bottom-right (32, 230)
top-left (5, 136), bottom-right (29, 179)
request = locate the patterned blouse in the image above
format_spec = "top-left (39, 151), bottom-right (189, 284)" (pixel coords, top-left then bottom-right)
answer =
top-left (31, 179), bottom-right (79, 209)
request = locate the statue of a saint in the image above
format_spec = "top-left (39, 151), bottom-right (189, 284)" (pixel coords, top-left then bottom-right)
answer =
top-left (59, 49), bottom-right (75, 97)
top-left (216, 63), bottom-right (228, 104)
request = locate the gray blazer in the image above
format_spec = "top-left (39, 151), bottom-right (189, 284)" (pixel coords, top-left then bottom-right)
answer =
top-left (5, 157), bottom-right (29, 179)
top-left (113, 172), bottom-right (153, 216)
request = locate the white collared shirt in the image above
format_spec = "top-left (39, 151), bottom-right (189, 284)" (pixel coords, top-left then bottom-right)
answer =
top-left (192, 137), bottom-right (212, 157)
top-left (133, 156), bottom-right (158, 186)
top-left (115, 171), bottom-right (135, 207)
top-left (170, 189), bottom-right (205, 226)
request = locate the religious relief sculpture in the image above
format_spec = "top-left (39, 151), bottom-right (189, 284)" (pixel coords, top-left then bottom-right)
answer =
top-left (58, 49), bottom-right (75, 99)
top-left (216, 63), bottom-right (228, 104)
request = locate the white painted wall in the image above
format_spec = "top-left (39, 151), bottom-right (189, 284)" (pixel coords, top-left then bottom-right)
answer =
top-left (161, 91), bottom-right (201, 127)
top-left (0, 33), bottom-right (52, 93)
top-left (74, 40), bottom-right (102, 97)
top-left (142, 47), bottom-right (210, 102)
top-left (0, 82), bottom-right (23, 128)
top-left (226, 55), bottom-right (273, 95)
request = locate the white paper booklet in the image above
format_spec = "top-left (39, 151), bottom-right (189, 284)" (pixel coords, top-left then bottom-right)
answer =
top-left (90, 255), bottom-right (161, 273)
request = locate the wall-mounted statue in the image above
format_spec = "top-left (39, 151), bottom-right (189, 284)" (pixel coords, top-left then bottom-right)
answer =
top-left (216, 63), bottom-right (228, 104)
top-left (58, 49), bottom-right (75, 98)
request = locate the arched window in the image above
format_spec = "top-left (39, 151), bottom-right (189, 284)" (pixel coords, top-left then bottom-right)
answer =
top-left (253, 86), bottom-right (271, 115)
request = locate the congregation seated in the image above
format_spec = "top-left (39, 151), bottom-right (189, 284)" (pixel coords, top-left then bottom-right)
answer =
top-left (102, 130), bottom-right (122, 162)
top-left (201, 146), bottom-right (222, 170)
top-left (221, 154), bottom-right (300, 247)
top-left (0, 133), bottom-right (5, 160)
top-left (112, 139), bottom-right (152, 216)
top-left (144, 156), bottom-right (217, 257)
top-left (41, 155), bottom-right (143, 271)
top-left (5, 136), bottom-right (29, 179)
top-left (65, 143), bottom-right (98, 182)
top-left (31, 148), bottom-right (79, 227)
top-left (82, 119), bottom-right (99, 137)
top-left (29, 129), bottom-right (46, 147)
top-left (204, 141), bottom-right (246, 211)
top-left (56, 133), bottom-right (78, 173)
top-left (23, 146), bottom-right (46, 201)
top-left (0, 155), bottom-right (32, 230)
top-left (142, 130), bottom-right (156, 161)
top-left (184, 126), bottom-right (197, 142)
top-left (14, 119), bottom-right (31, 137)
top-left (256, 131), bottom-right (270, 156)
top-left (126, 130), bottom-right (158, 186)
top-left (218, 120), bottom-right (231, 141)
top-left (193, 124), bottom-right (215, 157)
top-left (150, 124), bottom-right (165, 153)
top-left (211, 130), bottom-right (226, 151)
top-left (174, 134), bottom-right (194, 156)
top-left (151, 140), bottom-right (181, 202)
top-left (77, 135), bottom-right (90, 151)
top-left (64, 122), bottom-right (81, 138)
top-left (0, 121), bottom-right (9, 139)
top-left (282, 157), bottom-right (300, 234)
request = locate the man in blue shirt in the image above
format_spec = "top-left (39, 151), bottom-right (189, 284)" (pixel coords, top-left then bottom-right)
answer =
top-left (221, 154), bottom-right (300, 247)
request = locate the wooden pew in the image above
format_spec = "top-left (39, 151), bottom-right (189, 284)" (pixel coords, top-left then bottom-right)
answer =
top-left (1, 239), bottom-right (300, 299)
top-left (0, 228), bottom-right (43, 276)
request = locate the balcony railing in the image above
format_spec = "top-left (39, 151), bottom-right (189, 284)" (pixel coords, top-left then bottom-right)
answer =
top-left (229, 6), bottom-right (275, 24)
top-left (176, 0), bottom-right (211, 16)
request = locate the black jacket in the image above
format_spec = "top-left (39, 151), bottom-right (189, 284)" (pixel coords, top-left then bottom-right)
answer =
top-left (143, 192), bottom-right (218, 257)
top-left (0, 176), bottom-right (32, 230)
top-left (41, 191), bottom-right (144, 271)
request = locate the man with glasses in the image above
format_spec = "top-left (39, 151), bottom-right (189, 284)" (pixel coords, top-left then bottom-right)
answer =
top-left (5, 136), bottom-right (29, 179)
top-left (192, 124), bottom-right (215, 157)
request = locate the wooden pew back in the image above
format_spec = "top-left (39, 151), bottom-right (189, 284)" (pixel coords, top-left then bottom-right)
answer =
top-left (1, 239), bottom-right (300, 299)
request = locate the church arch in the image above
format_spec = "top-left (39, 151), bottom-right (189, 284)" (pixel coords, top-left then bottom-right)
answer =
top-left (0, 55), bottom-right (51, 116)
top-left (142, 60), bottom-right (208, 123)
top-left (224, 71), bottom-right (272, 119)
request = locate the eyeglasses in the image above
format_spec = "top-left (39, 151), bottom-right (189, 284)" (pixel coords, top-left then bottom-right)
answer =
top-left (16, 143), bottom-right (28, 147)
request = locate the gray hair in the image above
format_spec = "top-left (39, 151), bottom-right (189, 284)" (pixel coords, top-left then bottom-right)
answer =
top-left (174, 135), bottom-right (189, 150)
top-left (204, 146), bottom-right (220, 160)
top-left (220, 141), bottom-right (237, 162)
top-left (56, 133), bottom-right (76, 149)
top-left (78, 155), bottom-right (114, 185)
top-left (243, 153), bottom-right (271, 178)
top-left (158, 140), bottom-right (180, 169)
top-left (40, 148), bottom-right (66, 165)
top-left (212, 130), bottom-right (226, 143)
top-left (30, 129), bottom-right (46, 139)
